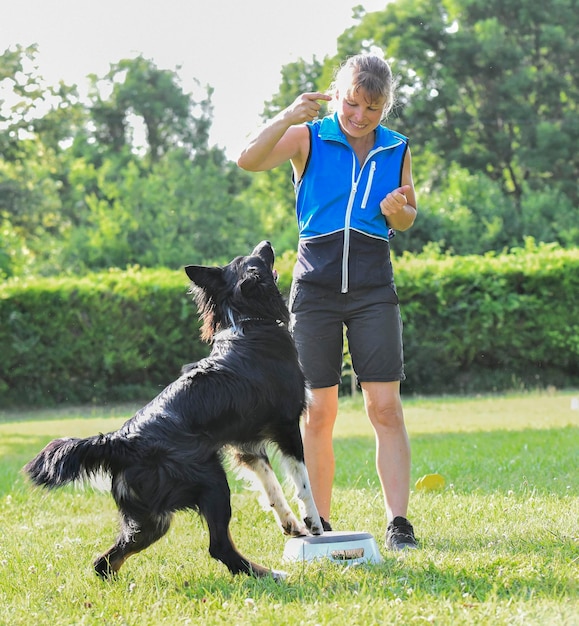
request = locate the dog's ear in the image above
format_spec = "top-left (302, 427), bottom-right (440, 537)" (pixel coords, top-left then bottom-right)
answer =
top-left (184, 265), bottom-right (224, 289)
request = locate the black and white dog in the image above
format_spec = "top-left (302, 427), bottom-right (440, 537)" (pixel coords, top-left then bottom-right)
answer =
top-left (24, 241), bottom-right (322, 580)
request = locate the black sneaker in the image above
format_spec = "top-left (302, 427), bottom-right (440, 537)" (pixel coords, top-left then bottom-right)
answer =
top-left (385, 516), bottom-right (417, 550)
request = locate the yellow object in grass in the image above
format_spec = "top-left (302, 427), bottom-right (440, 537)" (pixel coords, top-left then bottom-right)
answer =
top-left (415, 473), bottom-right (445, 491)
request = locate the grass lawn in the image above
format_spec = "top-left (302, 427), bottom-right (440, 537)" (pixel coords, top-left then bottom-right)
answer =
top-left (0, 390), bottom-right (578, 625)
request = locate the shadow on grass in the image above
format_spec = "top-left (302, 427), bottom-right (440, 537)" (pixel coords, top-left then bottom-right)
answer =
top-left (163, 546), bottom-right (578, 605)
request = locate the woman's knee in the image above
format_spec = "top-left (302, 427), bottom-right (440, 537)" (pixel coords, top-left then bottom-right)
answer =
top-left (361, 381), bottom-right (404, 429)
top-left (305, 386), bottom-right (339, 432)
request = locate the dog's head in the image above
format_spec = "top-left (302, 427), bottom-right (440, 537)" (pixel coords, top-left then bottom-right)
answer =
top-left (185, 241), bottom-right (289, 342)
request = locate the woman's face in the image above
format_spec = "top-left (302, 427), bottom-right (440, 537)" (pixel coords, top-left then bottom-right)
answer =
top-left (336, 86), bottom-right (387, 140)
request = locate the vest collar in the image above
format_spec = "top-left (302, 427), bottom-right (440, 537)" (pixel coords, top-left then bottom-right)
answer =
top-left (315, 112), bottom-right (405, 149)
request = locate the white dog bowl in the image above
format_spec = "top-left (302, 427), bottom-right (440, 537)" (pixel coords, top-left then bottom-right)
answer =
top-left (283, 531), bottom-right (383, 565)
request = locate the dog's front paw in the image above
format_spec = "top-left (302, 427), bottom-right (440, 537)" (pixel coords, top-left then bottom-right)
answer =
top-left (303, 516), bottom-right (324, 536)
top-left (279, 511), bottom-right (310, 536)
top-left (94, 556), bottom-right (117, 580)
top-left (281, 519), bottom-right (309, 537)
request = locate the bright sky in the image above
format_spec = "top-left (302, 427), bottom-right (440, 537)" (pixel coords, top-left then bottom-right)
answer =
top-left (5, 0), bottom-right (388, 159)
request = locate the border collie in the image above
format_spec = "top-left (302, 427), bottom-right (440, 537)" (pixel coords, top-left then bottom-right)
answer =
top-left (24, 241), bottom-right (322, 580)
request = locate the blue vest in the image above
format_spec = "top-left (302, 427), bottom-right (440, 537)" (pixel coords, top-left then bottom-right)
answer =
top-left (293, 113), bottom-right (408, 293)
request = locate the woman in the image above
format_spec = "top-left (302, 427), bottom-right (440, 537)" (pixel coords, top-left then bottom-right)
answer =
top-left (237, 53), bottom-right (417, 550)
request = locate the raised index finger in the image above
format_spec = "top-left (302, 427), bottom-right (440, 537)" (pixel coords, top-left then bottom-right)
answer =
top-left (304, 91), bottom-right (333, 102)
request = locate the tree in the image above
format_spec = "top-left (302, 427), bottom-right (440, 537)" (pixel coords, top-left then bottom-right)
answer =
top-left (1, 44), bottom-right (84, 160)
top-left (88, 56), bottom-right (213, 164)
top-left (0, 45), bottom-right (83, 276)
top-left (60, 150), bottom-right (260, 271)
top-left (1, 47), bottom-right (257, 276)
top-left (338, 0), bottom-right (579, 213)
top-left (0, 44), bottom-right (45, 161)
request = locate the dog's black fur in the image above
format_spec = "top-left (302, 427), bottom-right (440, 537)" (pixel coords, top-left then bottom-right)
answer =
top-left (24, 241), bottom-right (322, 580)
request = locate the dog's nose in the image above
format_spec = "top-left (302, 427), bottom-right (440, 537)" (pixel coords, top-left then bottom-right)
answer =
top-left (252, 240), bottom-right (274, 256)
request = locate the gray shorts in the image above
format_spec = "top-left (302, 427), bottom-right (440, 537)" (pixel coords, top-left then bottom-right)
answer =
top-left (288, 281), bottom-right (405, 389)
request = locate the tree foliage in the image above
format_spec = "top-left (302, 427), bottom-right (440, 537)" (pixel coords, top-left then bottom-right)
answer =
top-left (337, 0), bottom-right (578, 248)
top-left (245, 0), bottom-right (578, 257)
top-left (88, 55), bottom-right (212, 163)
top-left (1, 0), bottom-right (578, 280)
top-left (0, 48), bottom-right (257, 277)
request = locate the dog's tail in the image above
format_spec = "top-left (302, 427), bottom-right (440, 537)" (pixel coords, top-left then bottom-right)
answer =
top-left (23, 434), bottom-right (119, 489)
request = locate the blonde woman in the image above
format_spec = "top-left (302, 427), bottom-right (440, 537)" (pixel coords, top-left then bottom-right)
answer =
top-left (238, 53), bottom-right (418, 550)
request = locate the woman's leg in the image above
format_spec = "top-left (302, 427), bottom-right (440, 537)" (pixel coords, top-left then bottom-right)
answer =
top-left (302, 385), bottom-right (339, 522)
top-left (360, 380), bottom-right (410, 521)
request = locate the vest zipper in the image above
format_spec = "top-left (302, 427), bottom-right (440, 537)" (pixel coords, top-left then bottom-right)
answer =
top-left (341, 155), bottom-right (360, 293)
top-left (341, 145), bottom-right (398, 293)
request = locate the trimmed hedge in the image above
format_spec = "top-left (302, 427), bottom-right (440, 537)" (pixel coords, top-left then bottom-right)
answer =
top-left (394, 242), bottom-right (579, 393)
top-left (1, 242), bottom-right (578, 406)
top-left (0, 267), bottom-right (203, 405)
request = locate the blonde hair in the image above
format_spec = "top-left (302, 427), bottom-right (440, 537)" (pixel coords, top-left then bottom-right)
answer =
top-left (329, 53), bottom-right (394, 118)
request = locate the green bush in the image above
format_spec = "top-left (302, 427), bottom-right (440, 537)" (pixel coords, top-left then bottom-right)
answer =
top-left (1, 241), bottom-right (578, 406)
top-left (395, 240), bottom-right (579, 393)
top-left (0, 267), bottom-right (204, 405)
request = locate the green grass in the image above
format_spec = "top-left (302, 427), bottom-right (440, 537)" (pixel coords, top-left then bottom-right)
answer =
top-left (1, 391), bottom-right (578, 625)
